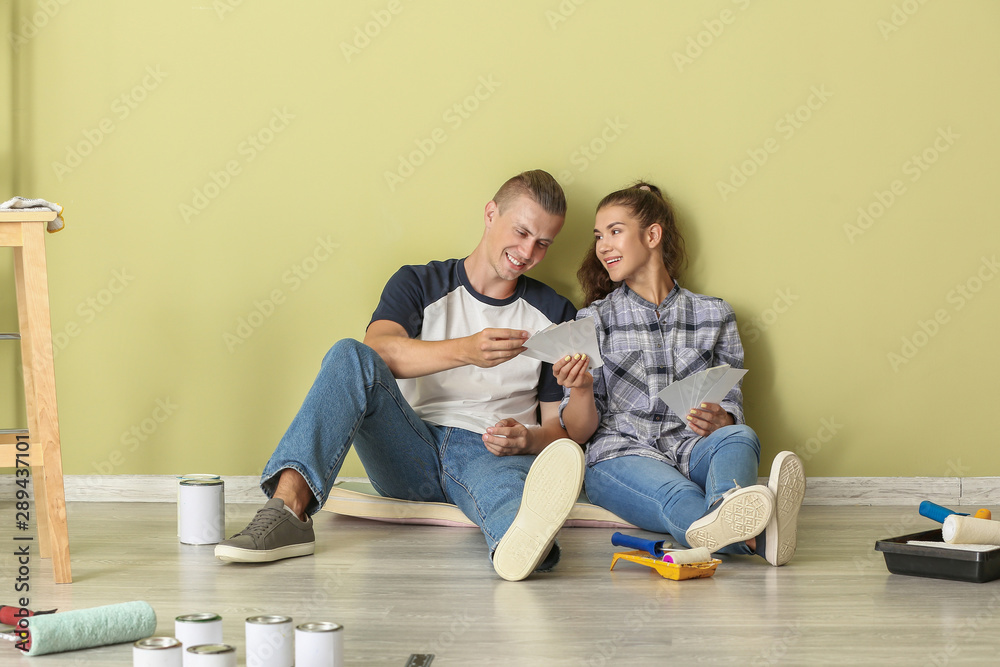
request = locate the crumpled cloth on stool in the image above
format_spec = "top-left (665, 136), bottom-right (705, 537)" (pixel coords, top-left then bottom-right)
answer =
top-left (1, 197), bottom-right (65, 233)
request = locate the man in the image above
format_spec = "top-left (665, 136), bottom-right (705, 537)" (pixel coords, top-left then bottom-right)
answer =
top-left (215, 170), bottom-right (585, 581)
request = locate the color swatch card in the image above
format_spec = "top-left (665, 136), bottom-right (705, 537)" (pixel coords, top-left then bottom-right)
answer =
top-left (521, 317), bottom-right (603, 370)
top-left (656, 364), bottom-right (747, 428)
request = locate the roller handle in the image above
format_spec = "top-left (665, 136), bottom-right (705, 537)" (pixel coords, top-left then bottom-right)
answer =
top-left (0, 606), bottom-right (55, 626)
top-left (611, 532), bottom-right (664, 557)
top-left (919, 501), bottom-right (968, 524)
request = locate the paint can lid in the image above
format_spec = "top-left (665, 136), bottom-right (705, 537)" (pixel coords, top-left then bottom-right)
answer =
top-left (246, 614), bottom-right (293, 625)
top-left (297, 622), bottom-right (343, 633)
top-left (180, 479), bottom-right (223, 487)
top-left (187, 644), bottom-right (236, 654)
top-left (176, 612), bottom-right (222, 623)
top-left (135, 637), bottom-right (182, 650)
top-left (177, 473), bottom-right (221, 480)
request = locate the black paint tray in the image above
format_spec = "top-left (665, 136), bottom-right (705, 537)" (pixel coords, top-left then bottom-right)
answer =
top-left (874, 528), bottom-right (1000, 583)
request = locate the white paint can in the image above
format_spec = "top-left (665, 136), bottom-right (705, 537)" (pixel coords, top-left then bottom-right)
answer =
top-left (245, 615), bottom-right (294, 667)
top-left (174, 613), bottom-right (223, 659)
top-left (184, 644), bottom-right (237, 666)
top-left (176, 474), bottom-right (221, 536)
top-left (133, 637), bottom-right (182, 667)
top-left (178, 479), bottom-right (225, 545)
top-left (295, 622), bottom-right (344, 667)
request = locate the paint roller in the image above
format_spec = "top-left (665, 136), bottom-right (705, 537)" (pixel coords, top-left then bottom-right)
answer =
top-left (918, 501), bottom-right (968, 523)
top-left (611, 532), bottom-right (712, 563)
top-left (661, 547), bottom-right (713, 564)
top-left (1, 601), bottom-right (156, 657)
top-left (612, 532), bottom-right (669, 558)
top-left (942, 515), bottom-right (1000, 547)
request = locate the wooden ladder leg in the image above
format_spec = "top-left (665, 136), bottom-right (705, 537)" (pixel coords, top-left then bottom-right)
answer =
top-left (14, 246), bottom-right (52, 559)
top-left (15, 226), bottom-right (72, 583)
top-left (33, 463), bottom-right (53, 549)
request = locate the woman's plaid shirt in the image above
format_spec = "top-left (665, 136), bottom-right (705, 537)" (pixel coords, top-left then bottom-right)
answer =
top-left (559, 282), bottom-right (746, 478)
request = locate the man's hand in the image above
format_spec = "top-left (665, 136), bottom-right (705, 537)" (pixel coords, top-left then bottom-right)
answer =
top-left (686, 402), bottom-right (734, 437)
top-left (365, 321), bottom-right (530, 379)
top-left (553, 353), bottom-right (594, 390)
top-left (482, 418), bottom-right (534, 456)
top-left (460, 328), bottom-right (529, 368)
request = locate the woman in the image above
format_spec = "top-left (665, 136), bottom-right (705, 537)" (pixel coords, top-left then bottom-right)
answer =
top-left (554, 182), bottom-right (805, 565)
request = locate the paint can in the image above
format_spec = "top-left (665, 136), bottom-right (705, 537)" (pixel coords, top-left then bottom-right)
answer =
top-left (245, 615), bottom-right (294, 667)
top-left (174, 613), bottom-right (223, 655)
top-left (133, 637), bottom-right (183, 667)
top-left (295, 622), bottom-right (344, 667)
top-left (177, 474), bottom-right (222, 537)
top-left (177, 474), bottom-right (221, 536)
top-left (178, 478), bottom-right (225, 545)
top-left (184, 644), bottom-right (237, 666)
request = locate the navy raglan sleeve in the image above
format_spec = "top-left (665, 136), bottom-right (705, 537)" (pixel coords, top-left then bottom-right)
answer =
top-left (368, 265), bottom-right (425, 338)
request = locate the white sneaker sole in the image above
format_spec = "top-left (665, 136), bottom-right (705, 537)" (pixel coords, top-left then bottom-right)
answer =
top-left (685, 485), bottom-right (774, 552)
top-left (765, 451), bottom-right (806, 566)
top-left (214, 541), bottom-right (315, 563)
top-left (493, 439), bottom-right (584, 582)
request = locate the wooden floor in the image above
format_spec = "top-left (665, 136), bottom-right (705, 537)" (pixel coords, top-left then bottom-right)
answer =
top-left (3, 502), bottom-right (1000, 665)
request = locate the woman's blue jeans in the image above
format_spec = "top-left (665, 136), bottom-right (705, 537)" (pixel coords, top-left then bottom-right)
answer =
top-left (584, 425), bottom-right (761, 555)
top-left (260, 339), bottom-right (547, 559)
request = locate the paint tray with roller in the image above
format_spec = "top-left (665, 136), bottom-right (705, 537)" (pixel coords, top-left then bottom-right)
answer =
top-left (610, 550), bottom-right (721, 580)
top-left (609, 533), bottom-right (721, 580)
top-left (875, 529), bottom-right (1000, 583)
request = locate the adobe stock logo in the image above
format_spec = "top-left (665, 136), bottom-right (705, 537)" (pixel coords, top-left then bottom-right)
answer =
top-left (340, 0), bottom-right (409, 63)
top-left (877, 0), bottom-right (933, 40)
top-left (51, 66), bottom-right (167, 182)
top-left (212, 0), bottom-right (245, 20)
top-left (223, 236), bottom-right (339, 352)
top-left (716, 85), bottom-right (832, 201)
top-left (50, 268), bottom-right (135, 360)
top-left (739, 288), bottom-right (799, 344)
top-left (887, 255), bottom-right (999, 372)
top-left (843, 127), bottom-right (958, 244)
top-left (545, 0), bottom-right (589, 31)
top-left (672, 0), bottom-right (754, 73)
top-left (383, 76), bottom-right (501, 192)
top-left (7, 0), bottom-right (72, 51)
top-left (555, 117), bottom-right (628, 186)
top-left (91, 398), bottom-right (179, 474)
top-left (179, 108), bottom-right (295, 224)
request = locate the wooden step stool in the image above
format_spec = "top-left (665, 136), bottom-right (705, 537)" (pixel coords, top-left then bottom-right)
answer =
top-left (1, 209), bottom-right (72, 583)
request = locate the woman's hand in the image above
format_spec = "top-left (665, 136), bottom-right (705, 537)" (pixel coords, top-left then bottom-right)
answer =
top-left (553, 354), bottom-right (594, 390)
top-left (686, 402), bottom-right (734, 437)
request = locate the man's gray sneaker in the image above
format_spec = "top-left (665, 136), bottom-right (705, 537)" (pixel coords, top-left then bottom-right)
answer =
top-left (214, 498), bottom-right (315, 563)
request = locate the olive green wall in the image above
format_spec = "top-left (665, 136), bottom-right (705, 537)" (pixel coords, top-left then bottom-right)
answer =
top-left (2, 1), bottom-right (998, 478)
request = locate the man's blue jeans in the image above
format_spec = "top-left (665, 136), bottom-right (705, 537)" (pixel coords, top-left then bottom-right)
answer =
top-left (583, 425), bottom-right (761, 555)
top-left (261, 339), bottom-right (549, 559)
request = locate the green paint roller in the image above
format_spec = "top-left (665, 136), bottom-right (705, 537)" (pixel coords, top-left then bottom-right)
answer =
top-left (16, 601), bottom-right (156, 657)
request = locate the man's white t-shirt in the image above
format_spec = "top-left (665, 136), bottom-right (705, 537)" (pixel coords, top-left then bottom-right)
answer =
top-left (368, 258), bottom-right (576, 434)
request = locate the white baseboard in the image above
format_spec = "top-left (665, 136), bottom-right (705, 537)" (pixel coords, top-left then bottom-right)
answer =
top-left (759, 476), bottom-right (999, 506)
top-left (0, 475), bottom-right (362, 504)
top-left (0, 474), bottom-right (997, 506)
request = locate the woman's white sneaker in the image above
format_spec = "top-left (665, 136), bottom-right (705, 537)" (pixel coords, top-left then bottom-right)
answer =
top-left (763, 451), bottom-right (806, 566)
top-left (685, 485), bottom-right (774, 552)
